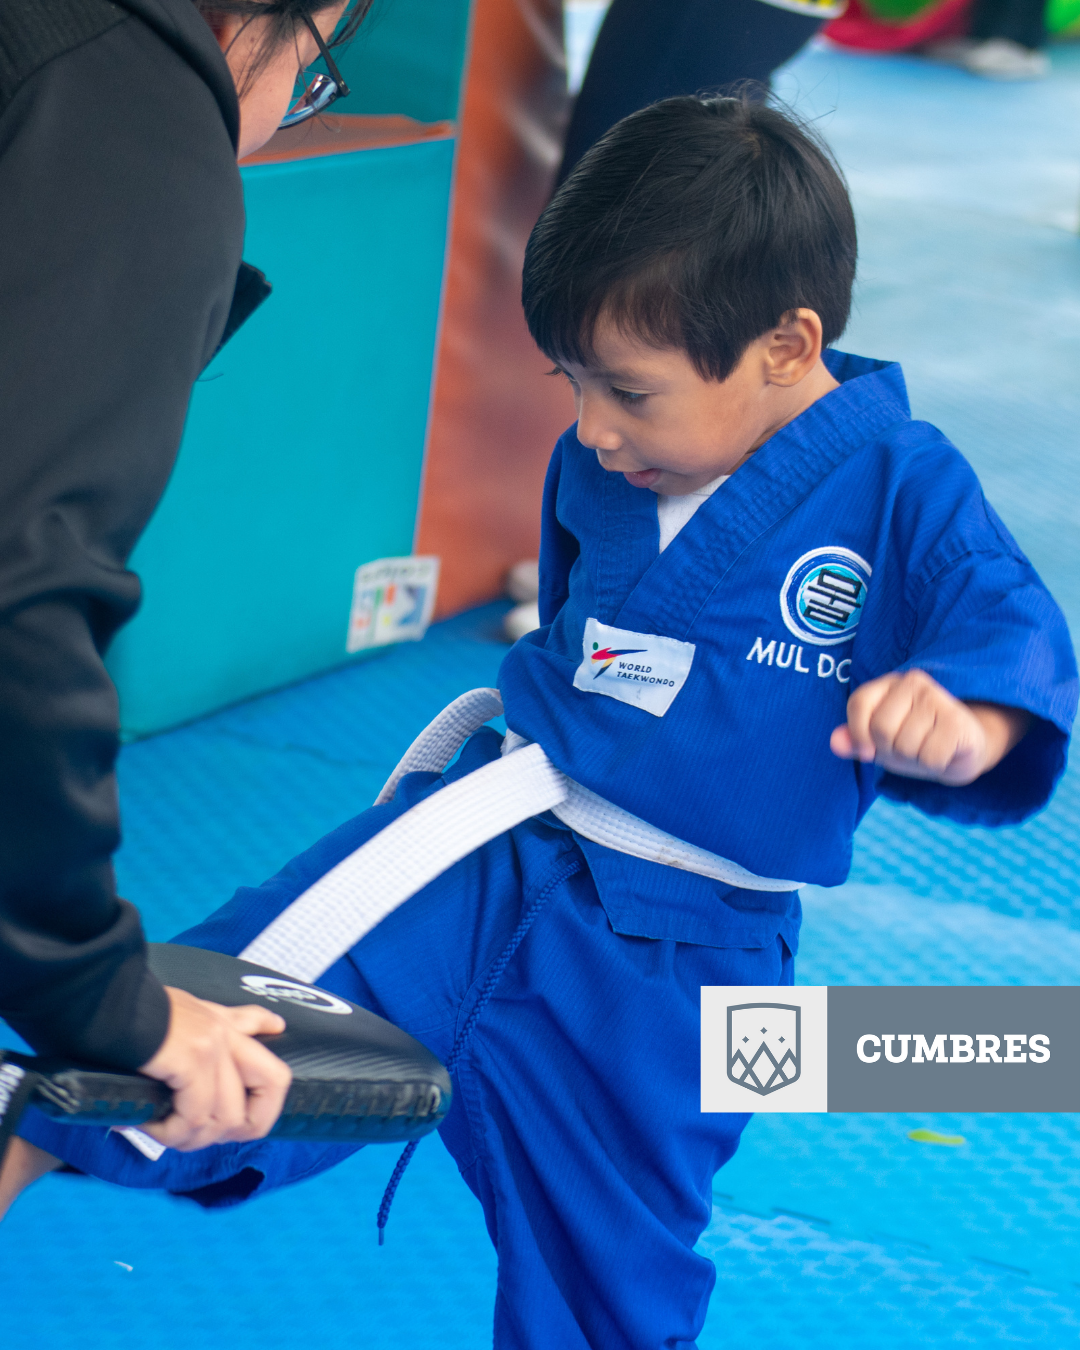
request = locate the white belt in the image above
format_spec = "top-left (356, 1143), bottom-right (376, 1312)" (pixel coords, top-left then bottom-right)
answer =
top-left (242, 689), bottom-right (800, 984)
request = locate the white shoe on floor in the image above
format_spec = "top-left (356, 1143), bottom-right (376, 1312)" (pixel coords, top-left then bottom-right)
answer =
top-left (506, 559), bottom-right (540, 603)
top-left (504, 559), bottom-right (541, 641)
top-left (964, 37), bottom-right (1049, 80)
top-left (504, 600), bottom-right (540, 642)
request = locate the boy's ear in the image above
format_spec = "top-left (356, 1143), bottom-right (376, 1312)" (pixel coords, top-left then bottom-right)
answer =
top-left (764, 309), bottom-right (825, 386)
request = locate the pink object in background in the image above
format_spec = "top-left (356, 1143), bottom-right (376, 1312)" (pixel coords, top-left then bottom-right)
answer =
top-left (824, 0), bottom-right (975, 50)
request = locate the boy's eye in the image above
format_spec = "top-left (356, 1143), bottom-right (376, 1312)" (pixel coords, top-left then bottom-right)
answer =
top-left (611, 387), bottom-right (646, 405)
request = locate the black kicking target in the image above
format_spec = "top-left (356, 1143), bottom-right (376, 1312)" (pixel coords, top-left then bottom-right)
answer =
top-left (0, 945), bottom-right (451, 1150)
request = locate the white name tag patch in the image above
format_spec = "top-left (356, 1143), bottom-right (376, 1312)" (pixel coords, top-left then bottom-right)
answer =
top-left (573, 618), bottom-right (695, 717)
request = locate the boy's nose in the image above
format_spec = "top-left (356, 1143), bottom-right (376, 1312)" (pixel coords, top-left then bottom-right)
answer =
top-left (575, 398), bottom-right (621, 453)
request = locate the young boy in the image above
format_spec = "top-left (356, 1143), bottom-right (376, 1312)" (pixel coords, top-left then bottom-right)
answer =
top-left (6, 97), bottom-right (1076, 1346)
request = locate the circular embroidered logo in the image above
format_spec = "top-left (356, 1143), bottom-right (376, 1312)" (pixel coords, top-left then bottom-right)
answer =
top-left (779, 547), bottom-right (872, 647)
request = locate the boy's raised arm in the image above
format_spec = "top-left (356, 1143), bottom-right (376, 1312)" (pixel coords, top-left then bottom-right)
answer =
top-left (831, 668), bottom-right (1031, 785)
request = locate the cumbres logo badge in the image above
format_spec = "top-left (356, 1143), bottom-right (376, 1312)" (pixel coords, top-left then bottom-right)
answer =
top-left (780, 547), bottom-right (871, 647)
top-left (727, 1003), bottom-right (801, 1096)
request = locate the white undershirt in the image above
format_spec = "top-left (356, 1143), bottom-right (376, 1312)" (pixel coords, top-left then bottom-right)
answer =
top-left (656, 474), bottom-right (730, 552)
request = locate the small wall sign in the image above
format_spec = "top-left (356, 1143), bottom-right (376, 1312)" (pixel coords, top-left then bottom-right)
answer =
top-left (346, 556), bottom-right (440, 653)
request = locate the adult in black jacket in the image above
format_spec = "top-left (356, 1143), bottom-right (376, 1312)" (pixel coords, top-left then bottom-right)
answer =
top-left (0, 0), bottom-right (363, 1178)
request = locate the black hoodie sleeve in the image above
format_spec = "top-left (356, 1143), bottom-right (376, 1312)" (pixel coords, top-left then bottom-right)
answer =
top-left (0, 0), bottom-right (244, 1068)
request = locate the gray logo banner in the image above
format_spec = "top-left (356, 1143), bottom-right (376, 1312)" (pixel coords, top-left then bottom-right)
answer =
top-left (827, 986), bottom-right (1080, 1112)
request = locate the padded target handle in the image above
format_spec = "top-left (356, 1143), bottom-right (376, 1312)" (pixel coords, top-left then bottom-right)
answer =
top-left (0, 945), bottom-right (450, 1149)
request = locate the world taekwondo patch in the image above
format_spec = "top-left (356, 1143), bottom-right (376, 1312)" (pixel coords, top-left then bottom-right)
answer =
top-left (780, 546), bottom-right (872, 647)
top-left (573, 617), bottom-right (695, 717)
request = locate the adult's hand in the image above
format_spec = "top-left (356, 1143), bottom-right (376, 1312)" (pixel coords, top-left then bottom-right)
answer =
top-left (138, 987), bottom-right (291, 1152)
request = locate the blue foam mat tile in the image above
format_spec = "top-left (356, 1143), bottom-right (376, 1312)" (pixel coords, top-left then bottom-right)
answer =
top-left (847, 774), bottom-right (1080, 929)
top-left (713, 1110), bottom-right (1080, 1289)
top-left (797, 884), bottom-right (1080, 985)
top-left (699, 1207), bottom-right (1080, 1348)
top-left (0, 1137), bottom-right (495, 1350)
top-left (775, 43), bottom-right (1080, 233)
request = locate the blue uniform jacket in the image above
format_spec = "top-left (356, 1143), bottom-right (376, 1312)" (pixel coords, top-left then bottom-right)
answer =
top-left (499, 350), bottom-right (1077, 889)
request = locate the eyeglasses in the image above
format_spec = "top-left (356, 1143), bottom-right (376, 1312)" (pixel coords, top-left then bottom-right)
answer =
top-left (278, 14), bottom-right (351, 129)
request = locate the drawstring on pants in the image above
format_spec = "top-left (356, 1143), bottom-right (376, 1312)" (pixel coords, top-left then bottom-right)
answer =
top-left (376, 859), bottom-right (581, 1244)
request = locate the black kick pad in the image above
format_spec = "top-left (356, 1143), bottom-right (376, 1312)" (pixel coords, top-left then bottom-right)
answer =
top-left (3, 945), bottom-right (451, 1144)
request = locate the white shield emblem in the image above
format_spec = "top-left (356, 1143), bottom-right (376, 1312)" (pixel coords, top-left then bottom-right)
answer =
top-left (727, 1003), bottom-right (801, 1095)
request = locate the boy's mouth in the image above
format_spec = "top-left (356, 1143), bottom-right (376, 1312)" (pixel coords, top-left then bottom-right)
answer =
top-left (623, 468), bottom-right (662, 489)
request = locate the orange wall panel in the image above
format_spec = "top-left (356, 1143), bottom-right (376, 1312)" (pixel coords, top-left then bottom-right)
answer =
top-left (416, 0), bottom-right (576, 617)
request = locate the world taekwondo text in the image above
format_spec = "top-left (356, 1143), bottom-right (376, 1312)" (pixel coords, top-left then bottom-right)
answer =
top-left (700, 986), bottom-right (1080, 1112)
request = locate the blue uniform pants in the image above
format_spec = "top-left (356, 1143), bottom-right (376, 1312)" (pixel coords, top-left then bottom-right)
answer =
top-left (21, 731), bottom-right (794, 1349)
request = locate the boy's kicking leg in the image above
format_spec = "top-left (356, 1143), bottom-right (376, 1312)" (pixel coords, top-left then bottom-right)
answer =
top-left (12, 730), bottom-right (791, 1346)
top-left (408, 848), bottom-right (790, 1350)
top-left (290, 805), bottom-right (789, 1349)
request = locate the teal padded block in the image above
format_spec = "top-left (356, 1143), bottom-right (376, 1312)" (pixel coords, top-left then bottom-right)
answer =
top-left (336, 0), bottom-right (474, 123)
top-left (107, 136), bottom-right (455, 736)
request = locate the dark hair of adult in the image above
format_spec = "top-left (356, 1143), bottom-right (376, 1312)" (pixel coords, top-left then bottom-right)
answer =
top-left (194, 0), bottom-right (372, 90)
top-left (523, 95), bottom-right (858, 382)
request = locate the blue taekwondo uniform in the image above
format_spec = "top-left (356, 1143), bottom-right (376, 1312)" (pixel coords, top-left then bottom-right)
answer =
top-left (19, 351), bottom-right (1076, 1350)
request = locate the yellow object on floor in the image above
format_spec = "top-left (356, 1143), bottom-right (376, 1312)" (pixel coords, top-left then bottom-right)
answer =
top-left (908, 1129), bottom-right (967, 1147)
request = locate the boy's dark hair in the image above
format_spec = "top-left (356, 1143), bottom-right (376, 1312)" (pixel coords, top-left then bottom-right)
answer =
top-left (523, 96), bottom-right (857, 381)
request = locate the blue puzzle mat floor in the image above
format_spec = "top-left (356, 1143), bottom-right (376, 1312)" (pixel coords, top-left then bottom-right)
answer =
top-left (4, 37), bottom-right (1080, 1350)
